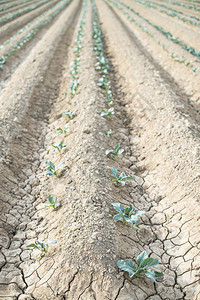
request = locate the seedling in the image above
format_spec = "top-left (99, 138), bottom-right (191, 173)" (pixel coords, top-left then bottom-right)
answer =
top-left (27, 240), bottom-right (57, 259)
top-left (112, 167), bottom-right (134, 186)
top-left (45, 195), bottom-right (60, 209)
top-left (105, 93), bottom-right (114, 106)
top-left (112, 203), bottom-right (145, 229)
top-left (56, 123), bottom-right (69, 135)
top-left (62, 111), bottom-right (76, 120)
top-left (97, 76), bottom-right (110, 89)
top-left (51, 141), bottom-right (66, 153)
top-left (106, 143), bottom-right (124, 158)
top-left (45, 161), bottom-right (65, 178)
top-left (106, 129), bottom-right (115, 137)
top-left (100, 107), bottom-right (115, 118)
top-left (117, 251), bottom-right (164, 282)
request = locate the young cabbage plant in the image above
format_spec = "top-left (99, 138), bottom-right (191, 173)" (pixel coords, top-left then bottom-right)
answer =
top-left (45, 195), bottom-right (60, 209)
top-left (112, 167), bottom-right (134, 186)
top-left (100, 107), bottom-right (115, 118)
top-left (26, 240), bottom-right (57, 259)
top-left (62, 111), bottom-right (76, 120)
top-left (97, 76), bottom-right (110, 89)
top-left (106, 129), bottom-right (115, 137)
top-left (112, 203), bottom-right (145, 229)
top-left (56, 123), bottom-right (69, 135)
top-left (51, 141), bottom-right (66, 153)
top-left (105, 94), bottom-right (114, 106)
top-left (117, 251), bottom-right (164, 282)
top-left (106, 143), bottom-right (124, 158)
top-left (45, 161), bottom-right (65, 178)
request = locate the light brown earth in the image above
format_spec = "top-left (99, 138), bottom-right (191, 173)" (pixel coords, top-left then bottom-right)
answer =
top-left (0, 0), bottom-right (200, 299)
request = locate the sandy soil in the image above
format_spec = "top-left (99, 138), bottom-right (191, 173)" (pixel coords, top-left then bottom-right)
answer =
top-left (0, 0), bottom-right (200, 299)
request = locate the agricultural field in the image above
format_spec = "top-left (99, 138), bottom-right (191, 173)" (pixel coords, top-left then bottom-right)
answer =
top-left (0, 0), bottom-right (200, 298)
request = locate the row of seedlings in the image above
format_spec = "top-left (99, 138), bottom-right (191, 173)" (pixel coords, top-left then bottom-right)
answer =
top-left (0, 0), bottom-right (69, 51)
top-left (131, 0), bottom-right (200, 27)
top-left (26, 0), bottom-right (88, 259)
top-left (106, 0), bottom-right (200, 76)
top-left (0, 0), bottom-right (73, 70)
top-left (160, 0), bottom-right (200, 11)
top-left (91, 0), bottom-right (164, 283)
top-left (0, 0), bottom-right (54, 24)
top-left (0, 0), bottom-right (34, 13)
top-left (115, 0), bottom-right (200, 60)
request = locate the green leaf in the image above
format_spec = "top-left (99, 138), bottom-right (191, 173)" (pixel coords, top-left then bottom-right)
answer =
top-left (112, 167), bottom-right (118, 177)
top-left (120, 172), bottom-right (127, 179)
top-left (105, 150), bottom-right (113, 156)
top-left (136, 251), bottom-right (148, 266)
top-left (117, 259), bottom-right (137, 278)
top-left (26, 244), bottom-right (39, 249)
top-left (125, 205), bottom-right (134, 216)
top-left (112, 203), bottom-right (124, 213)
top-left (124, 176), bottom-right (134, 181)
top-left (46, 170), bottom-right (53, 176)
top-left (37, 241), bottom-right (46, 249)
top-left (45, 161), bottom-right (55, 170)
top-left (48, 195), bottom-right (53, 204)
top-left (118, 149), bottom-right (124, 155)
top-left (135, 210), bottom-right (146, 216)
top-left (145, 269), bottom-right (156, 282)
top-left (52, 196), bottom-right (57, 203)
top-left (115, 143), bottom-right (120, 151)
top-left (113, 214), bottom-right (123, 221)
top-left (154, 271), bottom-right (164, 278)
top-left (140, 257), bottom-right (159, 268)
top-left (126, 215), bottom-right (139, 224)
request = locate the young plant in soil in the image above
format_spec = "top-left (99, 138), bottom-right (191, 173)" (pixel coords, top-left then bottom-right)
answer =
top-left (26, 240), bottom-right (57, 259)
top-left (45, 161), bottom-right (65, 178)
top-left (106, 129), bottom-right (115, 137)
top-left (62, 111), bottom-right (77, 120)
top-left (112, 167), bottom-right (134, 186)
top-left (117, 251), bottom-right (164, 282)
top-left (51, 141), bottom-right (66, 153)
top-left (105, 93), bottom-right (114, 106)
top-left (56, 123), bottom-right (69, 135)
top-left (106, 143), bottom-right (124, 158)
top-left (100, 107), bottom-right (115, 118)
top-left (45, 195), bottom-right (60, 209)
top-left (112, 203), bottom-right (145, 229)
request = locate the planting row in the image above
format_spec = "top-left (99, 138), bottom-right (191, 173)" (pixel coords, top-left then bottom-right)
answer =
top-left (0, 0), bottom-right (62, 51)
top-left (152, 0), bottom-right (200, 21)
top-left (0, 0), bottom-right (72, 70)
top-left (156, 0), bottom-right (200, 11)
top-left (116, 0), bottom-right (200, 59)
top-left (0, 0), bottom-right (35, 13)
top-left (25, 0), bottom-right (165, 285)
top-left (92, 0), bottom-right (164, 283)
top-left (106, 0), bottom-right (200, 76)
top-left (0, 0), bottom-right (54, 24)
top-left (26, 0), bottom-right (88, 258)
top-left (132, 0), bottom-right (200, 27)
